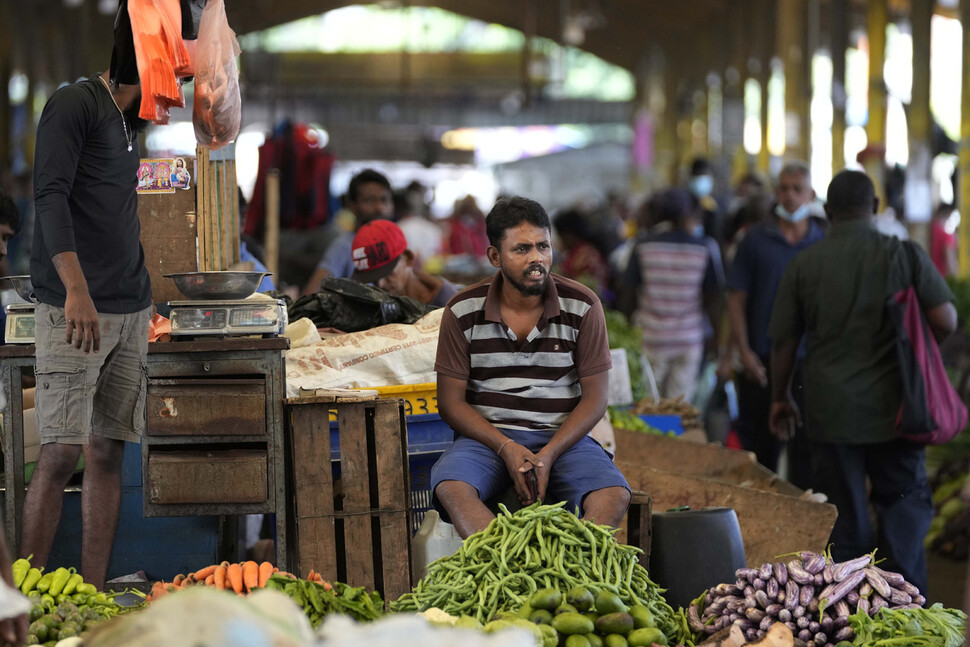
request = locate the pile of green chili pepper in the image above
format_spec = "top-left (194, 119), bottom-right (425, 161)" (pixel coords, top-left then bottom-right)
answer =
top-left (846, 603), bottom-right (966, 647)
top-left (391, 502), bottom-right (684, 644)
top-left (264, 574), bottom-right (383, 626)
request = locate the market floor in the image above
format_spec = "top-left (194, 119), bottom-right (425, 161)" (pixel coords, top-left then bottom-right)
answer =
top-left (926, 551), bottom-right (965, 608)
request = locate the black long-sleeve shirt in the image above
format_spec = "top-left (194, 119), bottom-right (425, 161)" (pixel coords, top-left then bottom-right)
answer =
top-left (31, 77), bottom-right (152, 313)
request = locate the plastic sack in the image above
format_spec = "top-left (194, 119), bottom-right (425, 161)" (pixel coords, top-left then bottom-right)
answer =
top-left (288, 278), bottom-right (436, 332)
top-left (129, 0), bottom-right (190, 124)
top-left (193, 0), bottom-right (241, 150)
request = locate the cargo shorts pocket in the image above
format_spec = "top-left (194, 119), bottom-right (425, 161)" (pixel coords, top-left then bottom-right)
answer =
top-left (35, 367), bottom-right (92, 436)
top-left (131, 363), bottom-right (148, 437)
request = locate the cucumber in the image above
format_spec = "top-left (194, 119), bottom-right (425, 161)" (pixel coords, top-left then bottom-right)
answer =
top-left (626, 627), bottom-right (667, 647)
top-left (551, 612), bottom-right (595, 635)
top-left (566, 586), bottom-right (595, 612)
top-left (595, 612), bottom-right (635, 636)
top-left (530, 588), bottom-right (564, 611)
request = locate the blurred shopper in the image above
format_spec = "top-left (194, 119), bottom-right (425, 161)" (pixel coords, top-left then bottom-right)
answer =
top-left (620, 188), bottom-right (725, 401)
top-left (302, 168), bottom-right (394, 295)
top-left (0, 192), bottom-right (23, 339)
top-left (687, 157), bottom-right (725, 247)
top-left (930, 203), bottom-right (959, 278)
top-left (552, 208), bottom-right (609, 299)
top-left (351, 220), bottom-right (458, 307)
top-left (725, 162), bottom-right (824, 488)
top-left (395, 183), bottom-right (444, 266)
top-left (446, 195), bottom-right (489, 258)
top-left (0, 529), bottom-right (26, 647)
top-left (770, 170), bottom-right (956, 593)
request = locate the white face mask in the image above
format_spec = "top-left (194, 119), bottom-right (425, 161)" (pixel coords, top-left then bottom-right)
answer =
top-left (776, 203), bottom-right (811, 223)
top-left (689, 175), bottom-right (714, 198)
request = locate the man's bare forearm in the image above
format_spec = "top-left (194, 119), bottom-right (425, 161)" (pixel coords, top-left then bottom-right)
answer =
top-left (538, 372), bottom-right (609, 463)
top-left (51, 252), bottom-right (89, 294)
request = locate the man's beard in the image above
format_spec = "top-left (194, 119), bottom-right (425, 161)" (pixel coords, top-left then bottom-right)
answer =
top-left (123, 104), bottom-right (150, 135)
top-left (501, 262), bottom-right (548, 297)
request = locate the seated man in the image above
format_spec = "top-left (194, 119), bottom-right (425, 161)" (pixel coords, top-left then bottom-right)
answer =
top-left (350, 220), bottom-right (458, 307)
top-left (430, 196), bottom-right (631, 538)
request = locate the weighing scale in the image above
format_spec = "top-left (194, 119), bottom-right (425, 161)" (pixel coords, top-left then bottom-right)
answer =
top-left (4, 303), bottom-right (35, 344)
top-left (167, 299), bottom-right (287, 338)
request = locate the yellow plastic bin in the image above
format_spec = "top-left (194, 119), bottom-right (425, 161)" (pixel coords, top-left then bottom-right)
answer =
top-left (327, 383), bottom-right (437, 420)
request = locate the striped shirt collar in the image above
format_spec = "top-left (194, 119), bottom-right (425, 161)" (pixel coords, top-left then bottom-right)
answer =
top-left (483, 270), bottom-right (562, 324)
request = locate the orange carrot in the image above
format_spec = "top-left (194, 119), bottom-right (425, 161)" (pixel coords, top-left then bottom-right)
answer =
top-left (227, 563), bottom-right (244, 594)
top-left (214, 565), bottom-right (228, 590)
top-left (194, 565), bottom-right (217, 581)
top-left (242, 561), bottom-right (258, 592)
top-left (306, 569), bottom-right (315, 582)
top-left (173, 574), bottom-right (184, 587)
top-left (204, 573), bottom-right (215, 586)
top-left (258, 561), bottom-right (273, 588)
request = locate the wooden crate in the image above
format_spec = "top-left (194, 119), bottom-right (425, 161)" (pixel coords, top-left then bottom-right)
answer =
top-left (146, 449), bottom-right (268, 504)
top-left (286, 397), bottom-right (412, 604)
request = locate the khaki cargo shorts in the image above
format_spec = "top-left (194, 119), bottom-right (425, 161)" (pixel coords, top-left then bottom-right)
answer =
top-left (34, 303), bottom-right (151, 445)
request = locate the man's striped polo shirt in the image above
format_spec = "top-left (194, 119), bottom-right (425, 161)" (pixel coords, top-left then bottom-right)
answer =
top-left (435, 271), bottom-right (612, 432)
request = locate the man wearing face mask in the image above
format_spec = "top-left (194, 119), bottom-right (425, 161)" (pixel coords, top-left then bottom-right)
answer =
top-left (724, 161), bottom-right (825, 488)
top-left (687, 158), bottom-right (724, 247)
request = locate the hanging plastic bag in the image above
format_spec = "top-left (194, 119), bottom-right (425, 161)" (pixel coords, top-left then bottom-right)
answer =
top-left (128, 0), bottom-right (190, 124)
top-left (193, 0), bottom-right (241, 150)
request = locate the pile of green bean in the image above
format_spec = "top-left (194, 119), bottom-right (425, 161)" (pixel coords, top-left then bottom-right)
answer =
top-left (391, 502), bottom-right (685, 643)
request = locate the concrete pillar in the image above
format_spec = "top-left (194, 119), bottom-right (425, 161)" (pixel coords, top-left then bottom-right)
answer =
top-left (960, 0), bottom-right (970, 275)
top-left (864, 0), bottom-right (888, 208)
top-left (830, 0), bottom-right (849, 174)
top-left (777, 0), bottom-right (809, 161)
top-left (907, 0), bottom-right (934, 249)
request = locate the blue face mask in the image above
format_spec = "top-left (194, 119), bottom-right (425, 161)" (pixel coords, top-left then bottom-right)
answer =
top-left (689, 175), bottom-right (713, 198)
top-left (776, 203), bottom-right (811, 223)
top-left (692, 223), bottom-right (704, 238)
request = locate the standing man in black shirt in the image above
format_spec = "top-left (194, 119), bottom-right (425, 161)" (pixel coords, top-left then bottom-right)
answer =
top-left (21, 5), bottom-right (153, 590)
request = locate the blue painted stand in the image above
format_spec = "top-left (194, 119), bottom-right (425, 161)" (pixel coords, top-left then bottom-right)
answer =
top-left (46, 443), bottom-right (220, 581)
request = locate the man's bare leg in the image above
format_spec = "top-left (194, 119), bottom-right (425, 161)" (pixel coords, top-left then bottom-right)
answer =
top-left (582, 486), bottom-right (631, 528)
top-left (20, 443), bottom-right (83, 565)
top-left (435, 480), bottom-right (494, 539)
top-left (80, 436), bottom-right (125, 590)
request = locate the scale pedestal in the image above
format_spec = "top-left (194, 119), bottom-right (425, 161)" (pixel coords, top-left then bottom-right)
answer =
top-left (4, 304), bottom-right (35, 344)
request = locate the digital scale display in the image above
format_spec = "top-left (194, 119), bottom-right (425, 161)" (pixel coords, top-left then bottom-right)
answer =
top-left (168, 300), bottom-right (286, 336)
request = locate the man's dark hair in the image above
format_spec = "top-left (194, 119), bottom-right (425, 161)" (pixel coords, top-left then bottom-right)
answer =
top-left (348, 168), bottom-right (391, 202)
top-left (690, 157), bottom-right (712, 177)
top-left (0, 192), bottom-right (22, 233)
top-left (552, 209), bottom-right (592, 241)
top-left (826, 170), bottom-right (875, 219)
top-left (654, 188), bottom-right (697, 224)
top-left (485, 197), bottom-right (551, 248)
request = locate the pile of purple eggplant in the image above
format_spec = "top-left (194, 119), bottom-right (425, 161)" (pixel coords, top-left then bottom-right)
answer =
top-left (686, 550), bottom-right (925, 647)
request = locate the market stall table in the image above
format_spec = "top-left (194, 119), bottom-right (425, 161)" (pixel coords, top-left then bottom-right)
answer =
top-left (0, 337), bottom-right (290, 569)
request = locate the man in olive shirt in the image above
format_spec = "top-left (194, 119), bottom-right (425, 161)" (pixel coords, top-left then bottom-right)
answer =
top-left (769, 170), bottom-right (956, 595)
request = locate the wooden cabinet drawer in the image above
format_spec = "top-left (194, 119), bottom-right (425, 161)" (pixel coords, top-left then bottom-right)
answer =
top-left (147, 378), bottom-right (265, 436)
top-left (147, 449), bottom-right (267, 504)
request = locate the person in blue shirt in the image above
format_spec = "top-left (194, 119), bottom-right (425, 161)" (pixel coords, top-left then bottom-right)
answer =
top-left (725, 162), bottom-right (825, 489)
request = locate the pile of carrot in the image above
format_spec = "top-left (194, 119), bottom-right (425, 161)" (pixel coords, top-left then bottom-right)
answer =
top-left (144, 561), bottom-right (328, 602)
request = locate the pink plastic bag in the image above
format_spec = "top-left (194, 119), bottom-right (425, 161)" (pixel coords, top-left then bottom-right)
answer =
top-left (192, 0), bottom-right (240, 150)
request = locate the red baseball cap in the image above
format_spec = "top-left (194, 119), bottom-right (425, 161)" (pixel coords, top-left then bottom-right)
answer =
top-left (351, 220), bottom-right (407, 283)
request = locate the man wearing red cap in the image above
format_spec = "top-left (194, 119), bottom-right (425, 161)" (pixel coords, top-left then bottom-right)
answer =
top-left (351, 220), bottom-right (458, 307)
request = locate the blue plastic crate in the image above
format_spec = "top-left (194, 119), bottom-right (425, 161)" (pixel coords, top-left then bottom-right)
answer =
top-left (638, 414), bottom-right (684, 436)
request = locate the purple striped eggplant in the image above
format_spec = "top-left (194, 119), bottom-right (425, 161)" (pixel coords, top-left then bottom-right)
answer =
top-left (802, 552), bottom-right (826, 574)
top-left (796, 616), bottom-right (810, 629)
top-left (753, 578), bottom-right (766, 591)
top-left (736, 567), bottom-right (758, 581)
top-left (834, 600), bottom-right (850, 618)
top-left (846, 590), bottom-right (859, 606)
top-left (889, 588), bottom-right (912, 606)
top-left (778, 608), bottom-right (792, 623)
top-left (766, 577), bottom-right (779, 599)
top-left (873, 566), bottom-right (906, 587)
top-left (800, 585), bottom-right (815, 607)
top-left (798, 629), bottom-right (812, 643)
top-left (759, 615), bottom-right (774, 632)
top-left (814, 573), bottom-right (825, 586)
top-left (773, 562), bottom-right (788, 585)
top-left (864, 567), bottom-right (891, 599)
top-left (755, 590), bottom-right (770, 609)
top-left (819, 568), bottom-right (866, 608)
top-left (822, 562), bottom-right (835, 584)
top-left (834, 626), bottom-right (854, 642)
top-left (687, 604), bottom-right (706, 632)
top-left (832, 554), bottom-right (871, 582)
top-left (871, 595), bottom-right (888, 613)
top-left (759, 562), bottom-right (773, 580)
top-left (820, 615), bottom-right (833, 632)
top-left (809, 620), bottom-right (821, 633)
top-left (858, 581), bottom-right (873, 598)
top-left (913, 594), bottom-right (926, 607)
top-left (814, 631), bottom-right (828, 645)
top-left (785, 581), bottom-right (800, 610)
top-left (856, 598), bottom-right (870, 616)
top-left (745, 607), bottom-right (765, 622)
top-left (788, 560), bottom-right (814, 584)
top-left (794, 605), bottom-right (806, 618)
top-left (900, 581), bottom-right (920, 597)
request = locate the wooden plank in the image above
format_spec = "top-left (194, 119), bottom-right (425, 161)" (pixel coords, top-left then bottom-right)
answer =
top-left (228, 159), bottom-right (240, 264)
top-left (137, 175), bottom-right (198, 303)
top-left (626, 492), bottom-right (652, 569)
top-left (613, 427), bottom-right (803, 497)
top-left (195, 146), bottom-right (207, 270)
top-left (617, 463), bottom-right (838, 568)
top-left (339, 402), bottom-right (375, 588)
top-left (372, 401), bottom-right (411, 599)
top-left (290, 404), bottom-right (337, 580)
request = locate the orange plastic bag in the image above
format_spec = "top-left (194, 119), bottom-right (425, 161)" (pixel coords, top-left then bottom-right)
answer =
top-left (193, 0), bottom-right (240, 150)
top-left (129, 0), bottom-right (190, 124)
